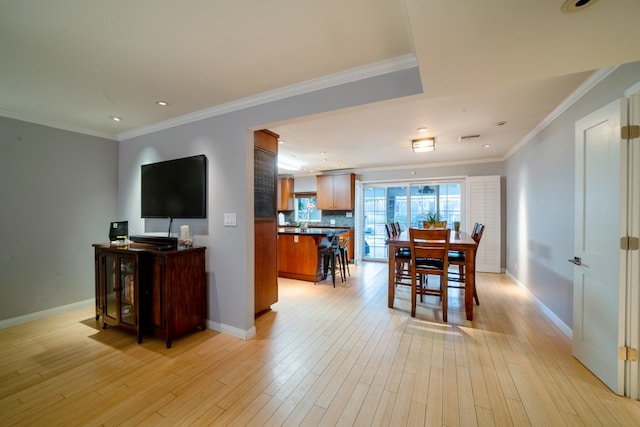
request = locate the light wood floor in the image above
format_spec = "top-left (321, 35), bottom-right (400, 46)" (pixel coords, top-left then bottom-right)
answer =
top-left (2, 262), bottom-right (640, 426)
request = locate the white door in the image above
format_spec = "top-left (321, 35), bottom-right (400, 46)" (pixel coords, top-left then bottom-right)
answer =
top-left (626, 89), bottom-right (640, 399)
top-left (572, 99), bottom-right (626, 394)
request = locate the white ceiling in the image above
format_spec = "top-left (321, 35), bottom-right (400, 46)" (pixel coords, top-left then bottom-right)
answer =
top-left (2, 0), bottom-right (639, 175)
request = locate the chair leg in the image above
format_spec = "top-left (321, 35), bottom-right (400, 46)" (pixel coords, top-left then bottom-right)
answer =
top-left (321, 254), bottom-right (329, 280)
top-left (411, 273), bottom-right (417, 317)
top-left (336, 252), bottom-right (345, 283)
top-left (442, 275), bottom-right (448, 323)
top-left (342, 249), bottom-right (350, 276)
top-left (473, 287), bottom-right (479, 305)
top-left (331, 253), bottom-right (336, 287)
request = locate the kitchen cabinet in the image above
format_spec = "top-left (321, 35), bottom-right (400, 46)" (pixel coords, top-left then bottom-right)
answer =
top-left (278, 177), bottom-right (294, 210)
top-left (316, 173), bottom-right (355, 210)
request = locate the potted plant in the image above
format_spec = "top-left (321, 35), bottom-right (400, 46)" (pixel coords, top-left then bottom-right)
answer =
top-left (425, 211), bottom-right (441, 228)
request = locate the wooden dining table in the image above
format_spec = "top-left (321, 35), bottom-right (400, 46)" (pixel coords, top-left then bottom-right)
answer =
top-left (386, 229), bottom-right (478, 321)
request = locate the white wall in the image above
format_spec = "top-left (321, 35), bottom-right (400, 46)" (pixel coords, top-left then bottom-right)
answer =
top-left (504, 61), bottom-right (640, 328)
top-left (0, 117), bottom-right (118, 321)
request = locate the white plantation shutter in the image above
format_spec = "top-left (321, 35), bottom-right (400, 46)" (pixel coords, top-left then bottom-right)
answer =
top-left (466, 176), bottom-right (501, 273)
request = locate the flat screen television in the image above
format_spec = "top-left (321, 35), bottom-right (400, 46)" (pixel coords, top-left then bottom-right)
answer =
top-left (141, 155), bottom-right (207, 218)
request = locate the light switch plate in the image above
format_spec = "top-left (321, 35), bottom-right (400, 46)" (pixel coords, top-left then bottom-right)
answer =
top-left (224, 213), bottom-right (237, 226)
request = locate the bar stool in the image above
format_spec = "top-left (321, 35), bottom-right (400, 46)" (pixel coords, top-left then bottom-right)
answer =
top-left (318, 235), bottom-right (344, 287)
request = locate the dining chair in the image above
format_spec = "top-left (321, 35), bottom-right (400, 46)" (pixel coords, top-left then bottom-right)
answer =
top-left (390, 222), bottom-right (399, 236)
top-left (448, 223), bottom-right (484, 305)
top-left (422, 220), bottom-right (447, 229)
top-left (409, 227), bottom-right (450, 321)
top-left (386, 224), bottom-right (411, 288)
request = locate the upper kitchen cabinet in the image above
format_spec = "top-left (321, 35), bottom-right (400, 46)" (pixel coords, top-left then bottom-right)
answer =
top-left (316, 173), bottom-right (355, 210)
top-left (278, 177), bottom-right (294, 211)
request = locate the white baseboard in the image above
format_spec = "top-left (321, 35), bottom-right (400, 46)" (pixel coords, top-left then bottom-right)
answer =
top-left (0, 300), bottom-right (257, 341)
top-left (505, 270), bottom-right (572, 339)
top-left (207, 320), bottom-right (256, 340)
top-left (0, 299), bottom-right (94, 329)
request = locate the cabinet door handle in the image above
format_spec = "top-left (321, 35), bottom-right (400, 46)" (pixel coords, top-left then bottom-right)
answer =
top-left (568, 257), bottom-right (582, 266)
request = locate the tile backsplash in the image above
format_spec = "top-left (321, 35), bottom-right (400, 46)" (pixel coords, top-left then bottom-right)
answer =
top-left (280, 210), bottom-right (354, 228)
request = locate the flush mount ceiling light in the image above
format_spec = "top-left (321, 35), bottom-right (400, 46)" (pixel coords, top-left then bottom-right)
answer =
top-left (417, 127), bottom-right (428, 132)
top-left (155, 100), bottom-right (169, 106)
top-left (110, 116), bottom-right (122, 122)
top-left (561, 0), bottom-right (599, 13)
top-left (412, 137), bottom-right (435, 153)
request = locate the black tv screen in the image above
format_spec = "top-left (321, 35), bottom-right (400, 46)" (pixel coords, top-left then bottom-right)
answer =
top-left (141, 155), bottom-right (207, 218)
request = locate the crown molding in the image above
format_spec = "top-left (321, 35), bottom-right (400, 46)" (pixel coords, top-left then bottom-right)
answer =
top-left (503, 65), bottom-right (619, 160)
top-left (118, 54), bottom-right (418, 141)
top-left (0, 108), bottom-right (117, 140)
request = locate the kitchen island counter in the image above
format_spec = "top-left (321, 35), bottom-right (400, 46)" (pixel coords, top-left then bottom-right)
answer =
top-left (278, 227), bottom-right (347, 236)
top-left (277, 228), bottom-right (347, 282)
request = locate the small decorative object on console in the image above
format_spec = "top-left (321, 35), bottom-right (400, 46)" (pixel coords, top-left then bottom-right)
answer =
top-left (179, 224), bottom-right (193, 248)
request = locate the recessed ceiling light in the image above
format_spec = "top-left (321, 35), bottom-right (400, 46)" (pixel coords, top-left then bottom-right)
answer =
top-left (496, 121), bottom-right (507, 126)
top-left (155, 100), bottom-right (169, 106)
top-left (320, 151), bottom-right (326, 155)
top-left (482, 144), bottom-right (491, 148)
top-left (110, 116), bottom-right (122, 122)
top-left (278, 140), bottom-right (285, 144)
top-left (561, 0), bottom-right (599, 13)
top-left (417, 127), bottom-right (428, 132)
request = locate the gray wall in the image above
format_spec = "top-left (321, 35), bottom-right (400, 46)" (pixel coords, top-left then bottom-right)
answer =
top-left (0, 117), bottom-right (118, 321)
top-left (118, 67), bottom-right (423, 335)
top-left (504, 61), bottom-right (640, 328)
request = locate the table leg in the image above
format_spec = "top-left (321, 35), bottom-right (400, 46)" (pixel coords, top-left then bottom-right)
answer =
top-left (465, 247), bottom-right (476, 321)
top-left (388, 247), bottom-right (396, 308)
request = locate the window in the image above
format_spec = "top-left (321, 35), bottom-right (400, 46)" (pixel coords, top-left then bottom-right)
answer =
top-left (294, 195), bottom-right (322, 223)
top-left (362, 181), bottom-right (463, 260)
top-left (409, 183), bottom-right (461, 227)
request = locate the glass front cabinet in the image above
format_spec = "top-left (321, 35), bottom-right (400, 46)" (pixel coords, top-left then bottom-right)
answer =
top-left (95, 247), bottom-right (148, 343)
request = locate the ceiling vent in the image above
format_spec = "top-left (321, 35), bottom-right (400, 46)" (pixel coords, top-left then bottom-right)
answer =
top-left (458, 134), bottom-right (480, 143)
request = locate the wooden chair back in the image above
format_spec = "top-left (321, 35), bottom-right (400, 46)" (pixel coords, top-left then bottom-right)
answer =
top-left (385, 223), bottom-right (392, 239)
top-left (472, 223), bottom-right (485, 244)
top-left (422, 220), bottom-right (447, 229)
top-left (409, 227), bottom-right (451, 321)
